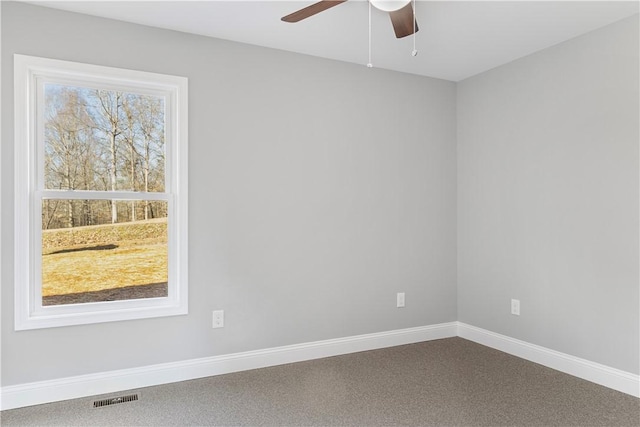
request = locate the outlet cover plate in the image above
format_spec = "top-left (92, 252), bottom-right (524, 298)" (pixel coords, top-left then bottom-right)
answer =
top-left (212, 310), bottom-right (224, 328)
top-left (511, 299), bottom-right (520, 316)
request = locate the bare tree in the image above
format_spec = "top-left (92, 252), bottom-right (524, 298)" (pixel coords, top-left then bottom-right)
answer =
top-left (134, 96), bottom-right (165, 219)
top-left (44, 87), bottom-right (93, 228)
top-left (95, 90), bottom-right (124, 224)
top-left (123, 96), bottom-right (140, 221)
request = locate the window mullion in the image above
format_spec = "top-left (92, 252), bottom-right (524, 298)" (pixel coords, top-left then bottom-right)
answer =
top-left (39, 190), bottom-right (170, 201)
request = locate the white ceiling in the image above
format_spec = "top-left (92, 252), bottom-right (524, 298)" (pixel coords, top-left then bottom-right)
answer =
top-left (25, 0), bottom-right (640, 81)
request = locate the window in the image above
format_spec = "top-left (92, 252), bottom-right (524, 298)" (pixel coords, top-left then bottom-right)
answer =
top-left (14, 55), bottom-right (188, 330)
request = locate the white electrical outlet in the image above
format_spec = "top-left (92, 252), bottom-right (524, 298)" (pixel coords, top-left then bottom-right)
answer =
top-left (511, 299), bottom-right (520, 316)
top-left (212, 310), bottom-right (224, 328)
top-left (397, 292), bottom-right (405, 308)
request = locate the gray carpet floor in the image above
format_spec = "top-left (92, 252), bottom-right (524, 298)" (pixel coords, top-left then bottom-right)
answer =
top-left (2, 337), bottom-right (638, 426)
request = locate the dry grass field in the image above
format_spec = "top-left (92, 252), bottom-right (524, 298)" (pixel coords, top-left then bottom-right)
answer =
top-left (42, 218), bottom-right (168, 303)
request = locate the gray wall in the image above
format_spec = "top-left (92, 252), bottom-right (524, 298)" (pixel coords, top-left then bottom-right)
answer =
top-left (1, 2), bottom-right (457, 386)
top-left (2, 1), bottom-right (638, 389)
top-left (457, 15), bottom-right (639, 374)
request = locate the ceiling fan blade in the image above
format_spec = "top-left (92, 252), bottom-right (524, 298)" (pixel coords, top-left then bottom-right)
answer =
top-left (281, 0), bottom-right (348, 23)
top-left (389, 2), bottom-right (418, 38)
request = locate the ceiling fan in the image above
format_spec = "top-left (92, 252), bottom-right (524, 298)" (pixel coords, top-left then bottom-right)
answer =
top-left (282, 0), bottom-right (419, 39)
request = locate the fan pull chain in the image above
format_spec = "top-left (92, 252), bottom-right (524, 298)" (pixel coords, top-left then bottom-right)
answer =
top-left (411, 0), bottom-right (418, 56)
top-left (367, 0), bottom-right (373, 68)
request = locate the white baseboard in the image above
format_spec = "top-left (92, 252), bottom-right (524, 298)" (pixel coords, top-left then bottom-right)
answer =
top-left (3, 322), bottom-right (637, 410)
top-left (457, 322), bottom-right (640, 398)
top-left (0, 322), bottom-right (457, 410)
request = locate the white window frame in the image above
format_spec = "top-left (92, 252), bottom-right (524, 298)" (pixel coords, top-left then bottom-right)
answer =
top-left (14, 54), bottom-right (189, 330)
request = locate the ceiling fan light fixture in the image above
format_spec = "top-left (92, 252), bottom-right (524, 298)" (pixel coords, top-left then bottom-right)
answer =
top-left (369, 0), bottom-right (411, 12)
top-left (281, 0), bottom-right (418, 40)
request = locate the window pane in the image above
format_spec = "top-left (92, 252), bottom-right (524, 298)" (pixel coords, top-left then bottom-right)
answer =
top-left (41, 200), bottom-right (168, 306)
top-left (43, 84), bottom-right (166, 193)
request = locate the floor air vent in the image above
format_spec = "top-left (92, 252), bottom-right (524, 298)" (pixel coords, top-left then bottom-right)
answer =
top-left (93, 393), bottom-right (139, 408)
